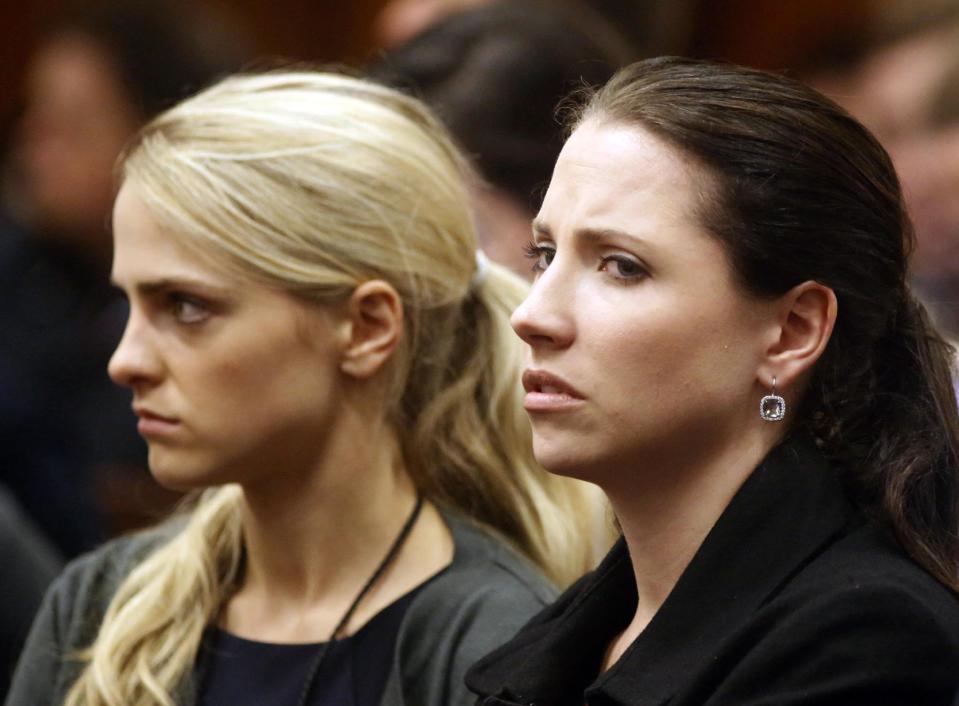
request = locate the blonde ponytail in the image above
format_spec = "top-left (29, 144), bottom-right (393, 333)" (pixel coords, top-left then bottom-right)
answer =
top-left (402, 260), bottom-right (594, 586)
top-left (66, 487), bottom-right (244, 706)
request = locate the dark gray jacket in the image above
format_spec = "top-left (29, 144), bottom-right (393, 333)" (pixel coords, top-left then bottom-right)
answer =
top-left (5, 508), bottom-right (555, 706)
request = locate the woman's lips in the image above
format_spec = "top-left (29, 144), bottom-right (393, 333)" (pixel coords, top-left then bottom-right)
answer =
top-left (522, 369), bottom-right (586, 412)
top-left (133, 407), bottom-right (181, 437)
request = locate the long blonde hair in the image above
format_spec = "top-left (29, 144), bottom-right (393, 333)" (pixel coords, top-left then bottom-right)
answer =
top-left (66, 71), bottom-right (595, 706)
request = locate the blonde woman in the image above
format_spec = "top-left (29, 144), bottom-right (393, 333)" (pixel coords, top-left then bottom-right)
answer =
top-left (5, 72), bottom-right (593, 706)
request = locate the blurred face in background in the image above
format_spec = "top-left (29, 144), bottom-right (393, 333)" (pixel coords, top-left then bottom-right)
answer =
top-left (16, 32), bottom-right (141, 253)
top-left (828, 25), bottom-right (959, 338)
top-left (373, 0), bottom-right (491, 48)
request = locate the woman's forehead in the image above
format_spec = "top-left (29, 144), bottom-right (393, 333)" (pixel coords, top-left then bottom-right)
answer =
top-left (540, 120), bottom-right (708, 234)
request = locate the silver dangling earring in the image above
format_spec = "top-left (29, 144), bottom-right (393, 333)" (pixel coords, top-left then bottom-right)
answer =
top-left (759, 376), bottom-right (786, 422)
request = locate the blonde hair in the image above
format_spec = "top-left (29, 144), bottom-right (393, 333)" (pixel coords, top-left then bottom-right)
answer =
top-left (66, 71), bottom-right (595, 706)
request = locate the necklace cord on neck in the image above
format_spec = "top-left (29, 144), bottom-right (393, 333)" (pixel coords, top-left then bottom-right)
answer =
top-left (294, 494), bottom-right (424, 706)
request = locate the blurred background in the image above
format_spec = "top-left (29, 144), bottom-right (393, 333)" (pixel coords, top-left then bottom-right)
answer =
top-left (3, 0), bottom-right (959, 694)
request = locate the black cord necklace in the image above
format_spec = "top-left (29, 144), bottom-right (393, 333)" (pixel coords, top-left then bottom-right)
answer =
top-left (294, 494), bottom-right (424, 706)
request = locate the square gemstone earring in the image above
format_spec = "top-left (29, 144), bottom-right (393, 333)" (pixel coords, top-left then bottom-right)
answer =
top-left (760, 376), bottom-right (786, 422)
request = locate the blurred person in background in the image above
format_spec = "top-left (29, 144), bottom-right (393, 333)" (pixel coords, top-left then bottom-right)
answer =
top-left (373, 0), bottom-right (491, 49)
top-left (372, 0), bottom-right (690, 56)
top-left (819, 0), bottom-right (959, 145)
top-left (876, 16), bottom-right (959, 342)
top-left (0, 0), bottom-right (245, 556)
top-left (370, 0), bottom-right (633, 278)
top-left (810, 0), bottom-right (959, 344)
top-left (0, 485), bottom-right (61, 701)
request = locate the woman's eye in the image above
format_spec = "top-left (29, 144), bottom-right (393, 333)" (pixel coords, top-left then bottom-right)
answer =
top-left (170, 294), bottom-right (210, 324)
top-left (600, 255), bottom-right (647, 282)
top-left (523, 241), bottom-right (556, 274)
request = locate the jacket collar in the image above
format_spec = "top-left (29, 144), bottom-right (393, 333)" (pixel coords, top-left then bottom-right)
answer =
top-left (467, 435), bottom-right (858, 706)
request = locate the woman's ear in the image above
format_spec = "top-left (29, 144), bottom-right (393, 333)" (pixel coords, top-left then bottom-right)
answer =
top-left (338, 280), bottom-right (404, 379)
top-left (760, 280), bottom-right (837, 389)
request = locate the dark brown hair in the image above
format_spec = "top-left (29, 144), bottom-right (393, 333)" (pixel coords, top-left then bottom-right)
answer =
top-left (574, 56), bottom-right (959, 591)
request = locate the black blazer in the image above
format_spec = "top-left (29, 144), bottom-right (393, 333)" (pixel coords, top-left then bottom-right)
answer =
top-left (466, 437), bottom-right (959, 706)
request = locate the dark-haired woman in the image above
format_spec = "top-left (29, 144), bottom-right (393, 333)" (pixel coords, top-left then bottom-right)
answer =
top-left (466, 57), bottom-right (959, 705)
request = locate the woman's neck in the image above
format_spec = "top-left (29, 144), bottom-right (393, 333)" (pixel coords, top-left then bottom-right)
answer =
top-left (601, 426), bottom-right (779, 668)
top-left (220, 408), bottom-right (454, 643)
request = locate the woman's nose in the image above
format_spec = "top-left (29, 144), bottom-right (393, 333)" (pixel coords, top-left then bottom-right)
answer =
top-left (510, 263), bottom-right (575, 350)
top-left (107, 311), bottom-right (161, 389)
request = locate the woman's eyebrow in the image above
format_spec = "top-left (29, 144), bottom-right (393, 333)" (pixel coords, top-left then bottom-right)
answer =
top-left (533, 219), bottom-right (649, 248)
top-left (109, 275), bottom-right (232, 297)
top-left (576, 227), bottom-right (647, 246)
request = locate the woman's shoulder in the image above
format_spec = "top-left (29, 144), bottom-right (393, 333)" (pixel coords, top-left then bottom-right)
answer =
top-left (704, 522), bottom-right (959, 703)
top-left (782, 520), bottom-right (959, 623)
top-left (5, 520), bottom-right (187, 706)
top-left (58, 519), bottom-right (183, 589)
top-left (383, 508), bottom-right (560, 706)
top-left (45, 519), bottom-right (185, 642)
top-left (424, 506), bottom-right (559, 606)
top-left (756, 519), bottom-right (959, 667)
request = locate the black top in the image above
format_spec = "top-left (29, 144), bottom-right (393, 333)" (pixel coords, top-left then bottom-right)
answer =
top-left (466, 436), bottom-right (959, 706)
top-left (196, 583), bottom-right (424, 706)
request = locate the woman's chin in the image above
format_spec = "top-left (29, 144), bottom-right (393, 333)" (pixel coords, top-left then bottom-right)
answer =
top-left (147, 452), bottom-right (227, 492)
top-left (533, 446), bottom-right (594, 481)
